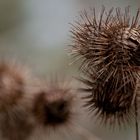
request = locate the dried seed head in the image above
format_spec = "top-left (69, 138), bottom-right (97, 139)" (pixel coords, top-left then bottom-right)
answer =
top-left (80, 67), bottom-right (138, 126)
top-left (70, 7), bottom-right (140, 70)
top-left (70, 7), bottom-right (140, 126)
top-left (0, 61), bottom-right (31, 111)
top-left (0, 60), bottom-right (36, 140)
top-left (32, 78), bottom-right (75, 129)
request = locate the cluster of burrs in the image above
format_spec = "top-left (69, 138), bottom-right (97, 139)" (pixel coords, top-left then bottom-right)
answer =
top-left (0, 6), bottom-right (140, 140)
top-left (0, 60), bottom-right (76, 140)
top-left (70, 7), bottom-right (140, 127)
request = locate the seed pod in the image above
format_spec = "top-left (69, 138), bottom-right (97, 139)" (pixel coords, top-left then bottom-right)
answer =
top-left (0, 60), bottom-right (35, 140)
top-left (32, 78), bottom-right (75, 130)
top-left (0, 60), bottom-right (32, 110)
top-left (79, 67), bottom-right (138, 126)
top-left (70, 7), bottom-right (140, 126)
top-left (70, 7), bottom-right (140, 70)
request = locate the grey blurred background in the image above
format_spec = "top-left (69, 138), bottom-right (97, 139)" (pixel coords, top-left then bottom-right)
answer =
top-left (0, 0), bottom-right (139, 140)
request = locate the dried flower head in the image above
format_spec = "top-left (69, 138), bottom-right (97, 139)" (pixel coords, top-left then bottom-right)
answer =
top-left (0, 60), bottom-right (31, 111)
top-left (70, 7), bottom-right (140, 70)
top-left (79, 68), bottom-right (138, 126)
top-left (70, 7), bottom-right (140, 126)
top-left (0, 60), bottom-right (36, 140)
top-left (32, 78), bottom-right (75, 130)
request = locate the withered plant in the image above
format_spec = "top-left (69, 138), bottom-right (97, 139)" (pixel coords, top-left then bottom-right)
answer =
top-left (70, 6), bottom-right (140, 140)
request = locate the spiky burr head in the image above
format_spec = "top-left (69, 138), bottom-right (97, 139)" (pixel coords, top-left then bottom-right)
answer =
top-left (80, 67), bottom-right (138, 126)
top-left (32, 78), bottom-right (75, 129)
top-left (70, 7), bottom-right (140, 70)
top-left (70, 7), bottom-right (140, 126)
top-left (0, 60), bottom-right (37, 140)
top-left (0, 61), bottom-right (31, 111)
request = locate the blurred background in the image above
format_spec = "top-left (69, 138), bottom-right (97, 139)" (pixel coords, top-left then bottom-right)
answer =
top-left (0, 0), bottom-right (139, 140)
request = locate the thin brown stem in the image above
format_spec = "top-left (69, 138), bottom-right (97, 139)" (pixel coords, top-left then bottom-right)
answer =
top-left (135, 97), bottom-right (139, 140)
